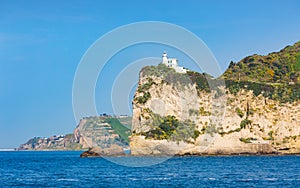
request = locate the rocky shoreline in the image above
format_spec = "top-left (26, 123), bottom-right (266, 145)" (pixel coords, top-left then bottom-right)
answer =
top-left (79, 149), bottom-right (300, 157)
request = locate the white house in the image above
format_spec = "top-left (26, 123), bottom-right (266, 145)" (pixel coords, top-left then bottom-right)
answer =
top-left (161, 52), bottom-right (187, 73)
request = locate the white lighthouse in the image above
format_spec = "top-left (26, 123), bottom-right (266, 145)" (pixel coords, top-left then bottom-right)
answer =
top-left (162, 52), bottom-right (168, 65)
top-left (161, 52), bottom-right (187, 73)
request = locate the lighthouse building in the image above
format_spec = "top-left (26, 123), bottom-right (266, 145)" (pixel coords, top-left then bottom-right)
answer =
top-left (161, 52), bottom-right (187, 73)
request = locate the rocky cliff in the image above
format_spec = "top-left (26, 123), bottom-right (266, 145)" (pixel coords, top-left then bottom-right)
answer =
top-left (130, 41), bottom-right (300, 155)
top-left (18, 134), bottom-right (83, 151)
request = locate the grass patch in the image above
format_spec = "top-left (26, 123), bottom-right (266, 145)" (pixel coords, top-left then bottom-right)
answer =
top-left (105, 118), bottom-right (131, 144)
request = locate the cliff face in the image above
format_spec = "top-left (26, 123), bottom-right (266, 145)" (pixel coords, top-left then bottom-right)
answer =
top-left (130, 42), bottom-right (300, 155)
top-left (132, 74), bottom-right (200, 133)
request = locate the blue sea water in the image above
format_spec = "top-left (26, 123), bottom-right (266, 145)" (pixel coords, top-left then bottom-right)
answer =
top-left (0, 151), bottom-right (300, 187)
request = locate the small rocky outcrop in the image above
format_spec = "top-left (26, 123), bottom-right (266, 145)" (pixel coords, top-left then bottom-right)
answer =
top-left (80, 145), bottom-right (125, 157)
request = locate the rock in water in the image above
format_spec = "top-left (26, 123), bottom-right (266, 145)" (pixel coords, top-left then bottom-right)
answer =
top-left (80, 145), bottom-right (125, 157)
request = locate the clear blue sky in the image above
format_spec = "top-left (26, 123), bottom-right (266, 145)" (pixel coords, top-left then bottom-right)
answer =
top-left (1, 0), bottom-right (300, 148)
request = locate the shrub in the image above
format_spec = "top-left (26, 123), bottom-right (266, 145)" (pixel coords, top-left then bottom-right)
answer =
top-left (192, 130), bottom-right (200, 140)
top-left (263, 137), bottom-right (274, 141)
top-left (187, 71), bottom-right (211, 92)
top-left (218, 127), bottom-right (241, 136)
top-left (240, 119), bottom-right (251, 129)
top-left (137, 78), bottom-right (156, 93)
top-left (135, 92), bottom-right (151, 104)
top-left (144, 114), bottom-right (199, 143)
top-left (199, 107), bottom-right (211, 116)
top-left (239, 137), bottom-right (257, 143)
top-left (235, 107), bottom-right (244, 118)
top-left (268, 130), bottom-right (274, 137)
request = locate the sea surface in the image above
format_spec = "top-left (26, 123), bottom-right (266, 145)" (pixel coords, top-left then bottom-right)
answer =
top-left (0, 151), bottom-right (300, 187)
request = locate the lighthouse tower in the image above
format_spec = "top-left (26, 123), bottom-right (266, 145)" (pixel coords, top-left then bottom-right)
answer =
top-left (162, 52), bottom-right (168, 65)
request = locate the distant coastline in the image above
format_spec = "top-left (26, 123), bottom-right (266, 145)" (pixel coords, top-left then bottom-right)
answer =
top-left (0, 149), bottom-right (16, 151)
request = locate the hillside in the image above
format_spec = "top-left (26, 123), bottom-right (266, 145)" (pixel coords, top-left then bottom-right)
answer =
top-left (187, 42), bottom-right (300, 103)
top-left (223, 41), bottom-right (300, 84)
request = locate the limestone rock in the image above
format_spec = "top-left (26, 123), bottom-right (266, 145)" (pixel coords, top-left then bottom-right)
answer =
top-left (130, 64), bottom-right (300, 156)
top-left (80, 145), bottom-right (125, 157)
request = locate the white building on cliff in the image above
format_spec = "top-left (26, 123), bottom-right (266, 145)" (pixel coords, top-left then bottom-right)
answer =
top-left (161, 52), bottom-right (187, 73)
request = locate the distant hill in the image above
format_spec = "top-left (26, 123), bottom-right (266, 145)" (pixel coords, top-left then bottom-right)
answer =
top-left (18, 116), bottom-right (131, 151)
top-left (18, 134), bottom-right (82, 151)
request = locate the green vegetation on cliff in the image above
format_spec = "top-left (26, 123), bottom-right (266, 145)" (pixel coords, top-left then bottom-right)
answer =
top-left (221, 41), bottom-right (300, 102)
top-left (225, 80), bottom-right (300, 103)
top-left (223, 41), bottom-right (300, 84)
top-left (136, 112), bottom-right (200, 143)
top-left (186, 71), bottom-right (211, 92)
top-left (135, 77), bottom-right (156, 104)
